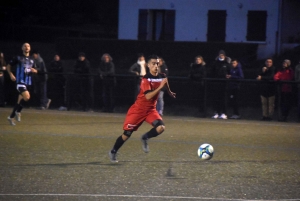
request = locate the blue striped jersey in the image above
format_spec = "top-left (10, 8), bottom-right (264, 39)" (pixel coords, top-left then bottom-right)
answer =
top-left (9, 55), bottom-right (35, 85)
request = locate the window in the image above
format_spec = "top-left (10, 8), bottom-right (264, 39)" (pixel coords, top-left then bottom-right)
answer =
top-left (138, 9), bottom-right (175, 41)
top-left (207, 10), bottom-right (227, 42)
top-left (247, 11), bottom-right (267, 41)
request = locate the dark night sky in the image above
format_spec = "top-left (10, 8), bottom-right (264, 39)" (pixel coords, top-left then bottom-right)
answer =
top-left (0, 0), bottom-right (119, 29)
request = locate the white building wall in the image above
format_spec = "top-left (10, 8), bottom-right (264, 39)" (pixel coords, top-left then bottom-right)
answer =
top-left (119, 0), bottom-right (280, 58)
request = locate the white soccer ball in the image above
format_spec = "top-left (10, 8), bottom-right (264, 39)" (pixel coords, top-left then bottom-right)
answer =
top-left (198, 143), bottom-right (214, 160)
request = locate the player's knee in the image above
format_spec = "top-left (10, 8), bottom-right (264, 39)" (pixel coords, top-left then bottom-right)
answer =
top-left (122, 130), bottom-right (133, 141)
top-left (22, 93), bottom-right (30, 101)
top-left (23, 96), bottom-right (30, 102)
top-left (153, 119), bottom-right (165, 134)
top-left (156, 125), bottom-right (165, 134)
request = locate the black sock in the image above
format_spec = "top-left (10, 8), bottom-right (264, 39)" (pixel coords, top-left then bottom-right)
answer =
top-left (142, 128), bottom-right (159, 140)
top-left (10, 104), bottom-right (19, 118)
top-left (111, 135), bottom-right (125, 153)
top-left (16, 100), bottom-right (25, 113)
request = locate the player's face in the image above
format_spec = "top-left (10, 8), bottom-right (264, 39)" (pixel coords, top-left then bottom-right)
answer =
top-left (147, 59), bottom-right (159, 75)
top-left (22, 43), bottom-right (31, 54)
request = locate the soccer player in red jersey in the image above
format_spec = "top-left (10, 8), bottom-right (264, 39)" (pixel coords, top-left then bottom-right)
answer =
top-left (109, 55), bottom-right (176, 162)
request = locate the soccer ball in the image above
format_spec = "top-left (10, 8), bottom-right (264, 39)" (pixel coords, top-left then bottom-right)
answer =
top-left (198, 143), bottom-right (214, 160)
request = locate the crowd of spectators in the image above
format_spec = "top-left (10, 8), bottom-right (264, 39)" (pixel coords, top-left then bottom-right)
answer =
top-left (1, 46), bottom-right (300, 123)
top-left (188, 50), bottom-right (299, 122)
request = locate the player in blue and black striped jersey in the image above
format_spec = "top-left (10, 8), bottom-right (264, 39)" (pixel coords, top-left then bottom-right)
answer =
top-left (6, 43), bottom-right (38, 125)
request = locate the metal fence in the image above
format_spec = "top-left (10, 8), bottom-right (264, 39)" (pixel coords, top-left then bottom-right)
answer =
top-left (3, 72), bottom-right (299, 121)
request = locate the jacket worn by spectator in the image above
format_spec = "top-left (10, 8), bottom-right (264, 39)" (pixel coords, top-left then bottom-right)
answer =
top-left (189, 62), bottom-right (207, 82)
top-left (33, 54), bottom-right (48, 82)
top-left (74, 59), bottom-right (90, 75)
top-left (274, 67), bottom-right (294, 93)
top-left (99, 61), bottom-right (116, 86)
top-left (129, 62), bottom-right (147, 76)
top-left (229, 63), bottom-right (244, 89)
top-left (211, 57), bottom-right (231, 79)
top-left (258, 65), bottom-right (276, 97)
top-left (48, 58), bottom-right (65, 88)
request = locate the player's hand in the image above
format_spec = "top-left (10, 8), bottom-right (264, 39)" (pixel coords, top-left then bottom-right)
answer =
top-left (168, 91), bottom-right (176, 98)
top-left (159, 78), bottom-right (168, 89)
top-left (257, 75), bottom-right (261, 80)
top-left (10, 74), bottom-right (16, 81)
top-left (30, 68), bottom-right (37, 73)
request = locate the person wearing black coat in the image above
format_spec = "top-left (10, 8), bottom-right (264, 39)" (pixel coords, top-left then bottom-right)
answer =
top-left (72, 52), bottom-right (93, 111)
top-left (256, 58), bottom-right (276, 120)
top-left (210, 50), bottom-right (231, 119)
top-left (98, 53), bottom-right (116, 112)
top-left (189, 55), bottom-right (207, 113)
top-left (48, 54), bottom-right (67, 110)
top-left (32, 51), bottom-right (51, 109)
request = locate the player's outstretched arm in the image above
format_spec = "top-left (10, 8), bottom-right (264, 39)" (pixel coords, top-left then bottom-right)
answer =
top-left (145, 78), bottom-right (168, 100)
top-left (165, 79), bottom-right (176, 98)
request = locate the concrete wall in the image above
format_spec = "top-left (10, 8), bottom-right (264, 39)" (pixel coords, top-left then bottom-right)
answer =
top-left (119, 0), bottom-right (280, 59)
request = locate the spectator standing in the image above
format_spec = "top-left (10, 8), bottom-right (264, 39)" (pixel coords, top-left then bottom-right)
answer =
top-left (98, 53), bottom-right (116, 112)
top-left (295, 59), bottom-right (300, 122)
top-left (0, 52), bottom-right (7, 107)
top-left (274, 59), bottom-right (294, 122)
top-left (226, 59), bottom-right (244, 119)
top-left (32, 51), bottom-right (51, 110)
top-left (156, 57), bottom-right (169, 116)
top-left (256, 58), bottom-right (276, 121)
top-left (73, 52), bottom-right (93, 112)
top-left (6, 43), bottom-right (38, 126)
top-left (48, 54), bottom-right (67, 111)
top-left (189, 55), bottom-right (207, 113)
top-left (129, 53), bottom-right (147, 100)
top-left (211, 50), bottom-right (231, 119)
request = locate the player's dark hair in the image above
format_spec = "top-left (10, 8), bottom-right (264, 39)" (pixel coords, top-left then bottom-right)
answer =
top-left (147, 55), bottom-right (159, 62)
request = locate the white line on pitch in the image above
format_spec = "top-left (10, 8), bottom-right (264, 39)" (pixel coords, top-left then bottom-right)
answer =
top-left (0, 194), bottom-right (299, 201)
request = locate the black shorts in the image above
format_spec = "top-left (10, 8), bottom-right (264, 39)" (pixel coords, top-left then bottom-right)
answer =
top-left (16, 84), bottom-right (29, 94)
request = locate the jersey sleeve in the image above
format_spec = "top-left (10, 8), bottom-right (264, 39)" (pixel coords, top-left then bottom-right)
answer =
top-left (140, 78), bottom-right (152, 94)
